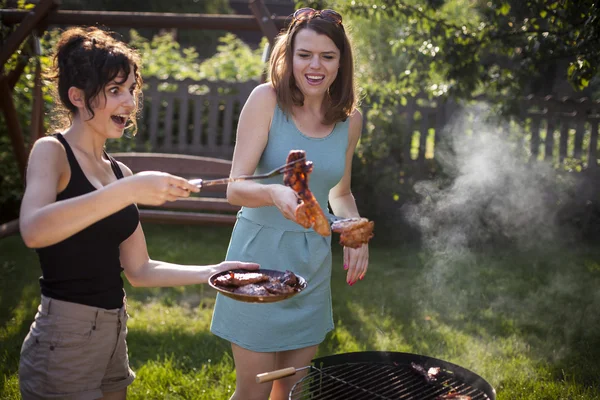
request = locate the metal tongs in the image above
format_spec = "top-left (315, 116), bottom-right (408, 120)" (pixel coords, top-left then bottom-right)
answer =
top-left (189, 157), bottom-right (306, 188)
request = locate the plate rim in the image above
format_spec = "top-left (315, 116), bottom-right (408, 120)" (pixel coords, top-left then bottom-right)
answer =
top-left (208, 268), bottom-right (307, 302)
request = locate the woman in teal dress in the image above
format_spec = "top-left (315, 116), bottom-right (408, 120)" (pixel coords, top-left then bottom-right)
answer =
top-left (210, 8), bottom-right (369, 400)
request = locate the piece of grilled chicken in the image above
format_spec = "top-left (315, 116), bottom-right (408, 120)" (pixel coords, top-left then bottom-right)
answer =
top-left (331, 217), bottom-right (375, 248)
top-left (283, 150), bottom-right (331, 237)
top-left (213, 272), bottom-right (270, 287)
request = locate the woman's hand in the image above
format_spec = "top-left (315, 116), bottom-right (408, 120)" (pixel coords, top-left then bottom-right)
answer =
top-left (343, 244), bottom-right (369, 286)
top-left (216, 261), bottom-right (261, 273)
top-left (269, 184), bottom-right (300, 222)
top-left (128, 171), bottom-right (200, 206)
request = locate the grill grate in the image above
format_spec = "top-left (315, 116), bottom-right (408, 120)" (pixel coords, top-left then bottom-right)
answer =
top-left (290, 362), bottom-right (491, 400)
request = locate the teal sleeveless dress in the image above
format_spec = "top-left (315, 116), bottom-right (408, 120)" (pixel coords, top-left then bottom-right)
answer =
top-left (210, 105), bottom-right (349, 352)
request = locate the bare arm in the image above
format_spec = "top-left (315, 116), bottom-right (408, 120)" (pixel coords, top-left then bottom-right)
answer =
top-left (328, 110), bottom-right (369, 285)
top-left (19, 137), bottom-right (198, 249)
top-left (19, 138), bottom-right (136, 248)
top-left (328, 110), bottom-right (363, 219)
top-left (226, 84), bottom-right (299, 219)
top-left (119, 224), bottom-right (255, 287)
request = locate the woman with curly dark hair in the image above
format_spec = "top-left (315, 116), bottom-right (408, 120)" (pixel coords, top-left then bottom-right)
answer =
top-left (18, 27), bottom-right (257, 400)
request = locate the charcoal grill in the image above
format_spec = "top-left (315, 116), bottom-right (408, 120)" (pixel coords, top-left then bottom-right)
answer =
top-left (258, 351), bottom-right (496, 400)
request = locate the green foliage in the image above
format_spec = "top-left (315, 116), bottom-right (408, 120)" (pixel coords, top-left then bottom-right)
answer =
top-left (298, 0), bottom-right (599, 105)
top-left (129, 30), bottom-right (266, 82)
top-left (196, 34), bottom-right (267, 82)
top-left (129, 30), bottom-right (203, 81)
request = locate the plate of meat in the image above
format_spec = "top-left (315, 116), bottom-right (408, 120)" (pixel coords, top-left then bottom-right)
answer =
top-left (209, 269), bottom-right (307, 303)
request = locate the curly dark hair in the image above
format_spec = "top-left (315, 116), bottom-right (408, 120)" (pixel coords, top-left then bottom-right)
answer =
top-left (47, 27), bottom-right (143, 134)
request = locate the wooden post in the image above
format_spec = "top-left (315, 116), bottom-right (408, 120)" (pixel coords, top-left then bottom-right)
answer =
top-left (249, 0), bottom-right (281, 84)
top-left (0, 78), bottom-right (28, 181)
top-left (30, 33), bottom-right (45, 145)
top-left (249, 0), bottom-right (280, 47)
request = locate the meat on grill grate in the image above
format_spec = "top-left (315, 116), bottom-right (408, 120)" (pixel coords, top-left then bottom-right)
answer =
top-left (290, 362), bottom-right (491, 400)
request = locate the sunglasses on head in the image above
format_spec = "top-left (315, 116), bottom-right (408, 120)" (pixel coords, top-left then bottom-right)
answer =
top-left (293, 7), bottom-right (343, 25)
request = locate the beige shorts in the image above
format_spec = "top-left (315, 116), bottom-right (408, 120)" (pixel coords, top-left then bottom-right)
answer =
top-left (19, 295), bottom-right (135, 400)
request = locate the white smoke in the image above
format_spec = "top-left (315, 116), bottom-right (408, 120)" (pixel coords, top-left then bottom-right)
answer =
top-left (404, 102), bottom-right (569, 253)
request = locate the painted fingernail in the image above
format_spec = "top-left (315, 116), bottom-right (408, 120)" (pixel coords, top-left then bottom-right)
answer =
top-left (343, 264), bottom-right (348, 270)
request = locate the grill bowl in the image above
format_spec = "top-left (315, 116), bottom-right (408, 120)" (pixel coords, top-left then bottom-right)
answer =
top-left (290, 351), bottom-right (496, 400)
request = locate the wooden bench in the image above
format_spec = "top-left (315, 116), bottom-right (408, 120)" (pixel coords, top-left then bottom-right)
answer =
top-left (0, 152), bottom-right (238, 240)
top-left (111, 152), bottom-right (240, 225)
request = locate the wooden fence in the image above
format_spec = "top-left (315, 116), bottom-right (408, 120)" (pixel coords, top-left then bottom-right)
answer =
top-left (133, 78), bottom-right (600, 171)
top-left (135, 77), bottom-right (257, 159)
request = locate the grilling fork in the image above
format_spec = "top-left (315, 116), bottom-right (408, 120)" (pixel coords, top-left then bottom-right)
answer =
top-left (189, 157), bottom-right (306, 189)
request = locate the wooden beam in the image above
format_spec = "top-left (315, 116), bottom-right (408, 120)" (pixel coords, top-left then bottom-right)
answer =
top-left (0, 9), bottom-right (288, 31)
top-left (0, 219), bottom-right (20, 240)
top-left (0, 0), bottom-right (58, 69)
top-left (0, 78), bottom-right (28, 181)
top-left (30, 56), bottom-right (45, 145)
top-left (249, 0), bottom-right (281, 47)
top-left (7, 51), bottom-right (28, 90)
top-left (249, 0), bottom-right (279, 84)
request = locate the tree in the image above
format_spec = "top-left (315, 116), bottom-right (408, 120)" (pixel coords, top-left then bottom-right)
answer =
top-left (297, 0), bottom-right (600, 106)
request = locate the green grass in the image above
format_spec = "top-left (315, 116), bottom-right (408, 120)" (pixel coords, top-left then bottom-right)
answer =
top-left (2, 224), bottom-right (600, 399)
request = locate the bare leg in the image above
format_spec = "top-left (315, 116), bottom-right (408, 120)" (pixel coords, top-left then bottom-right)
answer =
top-left (230, 343), bottom-right (276, 400)
top-left (270, 345), bottom-right (318, 400)
top-left (101, 388), bottom-right (127, 400)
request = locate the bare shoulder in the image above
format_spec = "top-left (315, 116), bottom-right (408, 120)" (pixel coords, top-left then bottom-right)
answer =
top-left (239, 83), bottom-right (277, 132)
top-left (25, 135), bottom-right (69, 186)
top-left (349, 109), bottom-right (363, 127)
top-left (251, 82), bottom-right (276, 101)
top-left (348, 109), bottom-right (363, 140)
top-left (246, 83), bottom-right (277, 110)
top-left (28, 135), bottom-right (67, 165)
top-left (115, 160), bottom-right (134, 177)
top-left (31, 135), bottom-right (64, 153)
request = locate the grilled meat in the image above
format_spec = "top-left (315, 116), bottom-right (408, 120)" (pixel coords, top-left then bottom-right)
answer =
top-left (280, 270), bottom-right (300, 287)
top-left (283, 150), bottom-right (331, 237)
top-left (410, 362), bottom-right (439, 383)
top-left (436, 393), bottom-right (472, 400)
top-left (214, 270), bottom-right (302, 297)
top-left (213, 272), bottom-right (270, 287)
top-left (233, 284), bottom-right (270, 296)
top-left (331, 217), bottom-right (375, 248)
top-left (264, 281), bottom-right (296, 295)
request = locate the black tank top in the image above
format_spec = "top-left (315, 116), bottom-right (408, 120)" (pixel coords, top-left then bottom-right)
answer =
top-left (36, 133), bottom-right (139, 309)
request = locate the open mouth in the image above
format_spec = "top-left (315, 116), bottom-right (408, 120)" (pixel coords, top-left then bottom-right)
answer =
top-left (305, 74), bottom-right (325, 85)
top-left (111, 115), bottom-right (128, 126)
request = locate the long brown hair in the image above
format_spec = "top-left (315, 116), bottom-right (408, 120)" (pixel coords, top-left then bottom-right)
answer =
top-left (269, 14), bottom-right (357, 125)
top-left (47, 27), bottom-right (143, 134)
